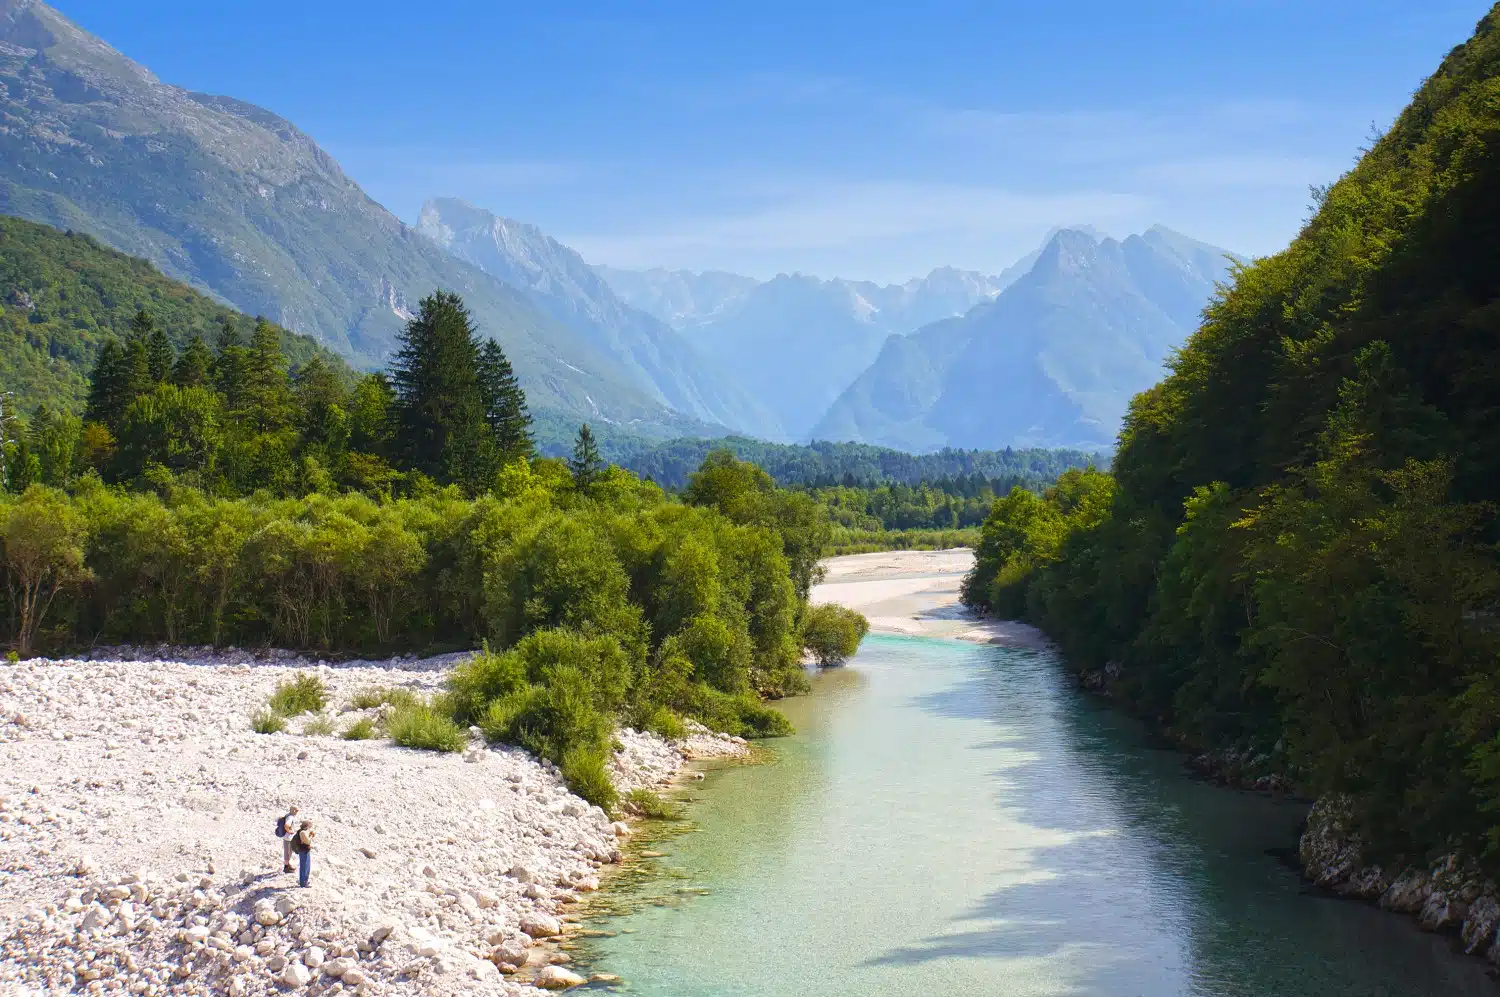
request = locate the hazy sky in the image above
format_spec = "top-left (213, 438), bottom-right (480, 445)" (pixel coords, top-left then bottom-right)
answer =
top-left (54, 0), bottom-right (1494, 282)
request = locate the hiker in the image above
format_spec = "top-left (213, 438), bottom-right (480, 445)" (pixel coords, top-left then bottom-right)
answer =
top-left (276, 806), bottom-right (300, 873)
top-left (292, 820), bottom-right (315, 888)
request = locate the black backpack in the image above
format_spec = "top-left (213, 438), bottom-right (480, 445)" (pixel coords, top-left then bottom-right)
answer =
top-left (275, 815), bottom-right (288, 837)
top-left (291, 831), bottom-right (310, 855)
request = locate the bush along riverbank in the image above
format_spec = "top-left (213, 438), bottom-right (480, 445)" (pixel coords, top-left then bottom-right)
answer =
top-left (962, 5), bottom-right (1500, 969)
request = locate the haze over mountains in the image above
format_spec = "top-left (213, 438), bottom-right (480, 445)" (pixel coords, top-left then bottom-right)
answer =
top-left (0, 0), bottom-right (1239, 454)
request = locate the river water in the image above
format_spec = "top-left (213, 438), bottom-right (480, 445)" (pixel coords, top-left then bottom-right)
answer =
top-left (577, 635), bottom-right (1495, 996)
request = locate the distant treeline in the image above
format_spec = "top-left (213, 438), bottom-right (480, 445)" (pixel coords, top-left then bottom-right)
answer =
top-left (593, 435), bottom-right (1105, 491)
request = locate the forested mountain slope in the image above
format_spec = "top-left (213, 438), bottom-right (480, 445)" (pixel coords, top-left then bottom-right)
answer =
top-left (0, 0), bottom-right (709, 438)
top-left (813, 226), bottom-right (1237, 451)
top-left (964, 5), bottom-right (1500, 873)
top-left (0, 216), bottom-right (347, 415)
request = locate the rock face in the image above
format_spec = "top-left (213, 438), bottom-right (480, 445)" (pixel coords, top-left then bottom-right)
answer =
top-left (0, 651), bottom-right (750, 995)
top-left (1300, 797), bottom-right (1500, 965)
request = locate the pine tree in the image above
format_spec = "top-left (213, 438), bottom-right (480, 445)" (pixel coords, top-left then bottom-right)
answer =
top-left (84, 339), bottom-right (133, 429)
top-left (212, 317), bottom-right (247, 407)
top-left (146, 327), bottom-right (174, 385)
top-left (295, 356), bottom-right (350, 455)
top-left (172, 334), bottom-right (214, 389)
top-left (569, 423), bottom-right (603, 490)
top-left (477, 339), bottom-right (533, 464)
top-left (240, 318), bottom-right (294, 433)
top-left (391, 291), bottom-right (494, 490)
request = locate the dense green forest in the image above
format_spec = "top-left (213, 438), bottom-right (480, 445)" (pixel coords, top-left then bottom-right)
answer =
top-left (964, 9), bottom-right (1500, 873)
top-left (0, 283), bottom-right (868, 805)
top-left (602, 434), bottom-right (1102, 490)
top-left (0, 217), bottom-right (348, 419)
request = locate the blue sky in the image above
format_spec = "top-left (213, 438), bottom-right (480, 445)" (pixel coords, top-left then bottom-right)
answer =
top-left (55, 0), bottom-right (1495, 282)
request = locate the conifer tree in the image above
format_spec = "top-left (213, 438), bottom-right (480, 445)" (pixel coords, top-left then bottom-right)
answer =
top-left (172, 334), bottom-right (214, 389)
top-left (478, 339), bottom-right (533, 463)
top-left (212, 317), bottom-right (247, 406)
top-left (570, 423), bottom-right (603, 490)
top-left (146, 327), bottom-right (174, 385)
top-left (240, 318), bottom-right (294, 433)
top-left (391, 291), bottom-right (494, 490)
top-left (84, 339), bottom-right (132, 429)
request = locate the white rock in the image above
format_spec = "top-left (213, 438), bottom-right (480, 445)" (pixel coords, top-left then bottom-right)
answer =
top-left (303, 946), bottom-right (324, 969)
top-left (520, 913), bottom-right (562, 938)
top-left (322, 957), bottom-right (354, 978)
top-left (280, 961), bottom-right (311, 987)
top-left (534, 965), bottom-right (587, 989)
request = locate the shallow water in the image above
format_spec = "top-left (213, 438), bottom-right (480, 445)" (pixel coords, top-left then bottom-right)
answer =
top-left (578, 635), bottom-right (1495, 996)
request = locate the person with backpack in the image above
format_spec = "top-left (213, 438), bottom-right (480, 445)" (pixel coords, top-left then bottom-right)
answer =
top-left (276, 806), bottom-right (300, 873)
top-left (292, 820), bottom-right (316, 888)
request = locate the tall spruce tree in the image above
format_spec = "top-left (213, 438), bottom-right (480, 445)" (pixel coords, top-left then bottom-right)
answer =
top-left (569, 423), bottom-right (603, 490)
top-left (146, 327), bottom-right (174, 385)
top-left (477, 339), bottom-right (533, 464)
top-left (240, 318), bottom-right (294, 433)
top-left (84, 339), bottom-right (132, 429)
top-left (172, 335), bottom-right (214, 389)
top-left (391, 291), bottom-right (495, 491)
top-left (212, 317), bottom-right (247, 407)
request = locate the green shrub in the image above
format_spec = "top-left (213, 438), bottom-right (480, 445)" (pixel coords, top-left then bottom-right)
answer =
top-left (268, 674), bottom-right (328, 716)
top-left (477, 667), bottom-right (612, 763)
top-left (561, 745), bottom-right (617, 810)
top-left (347, 685), bottom-right (420, 711)
top-left (251, 710), bottom-right (287, 734)
top-left (446, 646), bottom-right (527, 726)
top-left (389, 701), bottom-right (467, 753)
top-left (340, 716), bottom-right (377, 740)
top-left (302, 714), bottom-right (336, 736)
top-left (800, 603), bottom-right (870, 666)
top-left (645, 705), bottom-right (688, 741)
top-left (623, 787), bottom-right (682, 820)
top-left (731, 697), bottom-right (794, 738)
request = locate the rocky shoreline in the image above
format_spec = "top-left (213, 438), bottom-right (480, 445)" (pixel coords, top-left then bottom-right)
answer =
top-left (1300, 797), bottom-right (1500, 969)
top-left (0, 651), bottom-right (749, 995)
top-left (1077, 660), bottom-right (1500, 974)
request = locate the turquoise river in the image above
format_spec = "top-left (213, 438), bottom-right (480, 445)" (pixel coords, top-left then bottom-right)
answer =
top-left (575, 634), bottom-right (1495, 996)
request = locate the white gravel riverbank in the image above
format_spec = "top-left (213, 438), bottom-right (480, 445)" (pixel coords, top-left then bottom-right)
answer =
top-left (0, 653), bottom-right (747, 995)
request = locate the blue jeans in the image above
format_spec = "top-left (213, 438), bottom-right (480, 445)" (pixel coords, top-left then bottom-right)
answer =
top-left (298, 849), bottom-right (311, 888)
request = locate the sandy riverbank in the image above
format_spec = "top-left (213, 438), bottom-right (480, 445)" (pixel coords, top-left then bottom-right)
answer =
top-left (0, 653), bottom-right (745, 996)
top-left (811, 549), bottom-right (1049, 649)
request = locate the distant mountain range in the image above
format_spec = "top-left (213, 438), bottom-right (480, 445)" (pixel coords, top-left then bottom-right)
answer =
top-left (416, 199), bottom-right (781, 438)
top-left (598, 265), bottom-right (1017, 439)
top-left (811, 226), bottom-right (1240, 450)
top-left (0, 0), bottom-right (1240, 454)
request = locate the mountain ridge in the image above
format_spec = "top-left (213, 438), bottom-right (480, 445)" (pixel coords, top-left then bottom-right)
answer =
top-left (811, 226), bottom-right (1239, 451)
top-left (416, 198), bottom-right (781, 438)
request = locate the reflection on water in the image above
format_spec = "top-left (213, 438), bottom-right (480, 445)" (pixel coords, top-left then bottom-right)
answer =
top-left (577, 636), bottom-right (1495, 996)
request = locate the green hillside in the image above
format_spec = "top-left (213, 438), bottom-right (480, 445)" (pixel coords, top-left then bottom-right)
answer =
top-left (964, 6), bottom-right (1500, 869)
top-left (0, 215), bottom-right (348, 417)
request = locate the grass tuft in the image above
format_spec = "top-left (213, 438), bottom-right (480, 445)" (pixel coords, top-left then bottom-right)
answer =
top-left (622, 787), bottom-right (682, 820)
top-left (388, 701), bottom-right (467, 753)
top-left (251, 710), bottom-right (287, 734)
top-left (348, 685), bottom-right (420, 712)
top-left (268, 674), bottom-right (328, 717)
top-left (561, 745), bottom-right (617, 810)
top-left (340, 716), bottom-right (377, 740)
